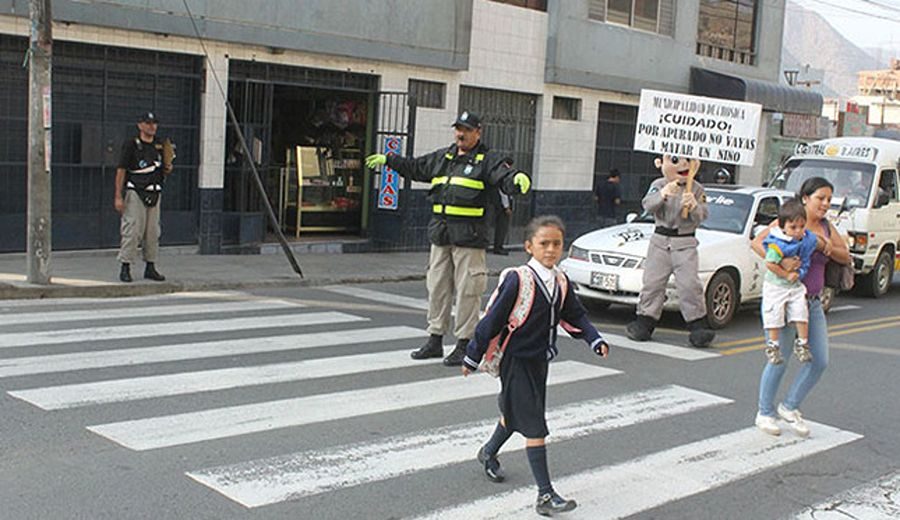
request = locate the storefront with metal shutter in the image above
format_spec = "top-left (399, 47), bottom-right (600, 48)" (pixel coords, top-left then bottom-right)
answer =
top-left (0, 35), bottom-right (201, 253)
top-left (222, 60), bottom-right (379, 249)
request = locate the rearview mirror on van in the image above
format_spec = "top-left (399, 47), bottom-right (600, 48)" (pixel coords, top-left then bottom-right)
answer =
top-left (875, 189), bottom-right (890, 208)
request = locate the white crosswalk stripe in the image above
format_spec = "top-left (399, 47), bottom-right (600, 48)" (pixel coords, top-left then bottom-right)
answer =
top-left (0, 299), bottom-right (304, 326)
top-left (186, 385), bottom-right (731, 508)
top-left (86, 361), bottom-right (620, 451)
top-left (0, 311), bottom-right (365, 349)
top-left (602, 332), bottom-right (720, 360)
top-left (0, 326), bottom-right (424, 378)
top-left (411, 422), bottom-right (862, 520)
top-left (9, 349), bottom-right (444, 410)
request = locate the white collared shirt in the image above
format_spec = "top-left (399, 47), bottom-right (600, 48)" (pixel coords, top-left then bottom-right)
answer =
top-left (527, 257), bottom-right (557, 298)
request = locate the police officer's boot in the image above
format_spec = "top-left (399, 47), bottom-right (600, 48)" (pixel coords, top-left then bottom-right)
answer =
top-left (410, 334), bottom-right (444, 360)
top-left (144, 262), bottom-right (166, 282)
top-left (626, 315), bottom-right (656, 342)
top-left (443, 338), bottom-right (469, 367)
top-left (119, 263), bottom-right (132, 283)
top-left (687, 318), bottom-right (715, 348)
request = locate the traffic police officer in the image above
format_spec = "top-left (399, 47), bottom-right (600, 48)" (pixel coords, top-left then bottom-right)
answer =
top-left (625, 155), bottom-right (715, 348)
top-left (366, 111), bottom-right (531, 366)
top-left (114, 111), bottom-right (172, 283)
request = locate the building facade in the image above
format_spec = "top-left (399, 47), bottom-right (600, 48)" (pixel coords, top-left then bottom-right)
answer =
top-left (0, 0), bottom-right (817, 253)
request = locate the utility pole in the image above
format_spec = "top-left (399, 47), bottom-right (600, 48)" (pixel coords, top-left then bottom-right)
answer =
top-left (27, 0), bottom-right (52, 284)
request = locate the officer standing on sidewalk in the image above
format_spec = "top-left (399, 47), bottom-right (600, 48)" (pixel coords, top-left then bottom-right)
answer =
top-left (114, 111), bottom-right (173, 283)
top-left (365, 111), bottom-right (531, 366)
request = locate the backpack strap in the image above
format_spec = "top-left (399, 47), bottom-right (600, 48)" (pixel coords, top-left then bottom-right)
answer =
top-left (480, 266), bottom-right (536, 377)
top-left (555, 271), bottom-right (584, 337)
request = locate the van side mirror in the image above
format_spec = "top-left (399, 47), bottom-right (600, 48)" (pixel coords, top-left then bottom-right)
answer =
top-left (875, 189), bottom-right (890, 208)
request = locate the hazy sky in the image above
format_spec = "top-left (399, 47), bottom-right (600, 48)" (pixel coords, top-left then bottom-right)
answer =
top-left (795, 0), bottom-right (900, 50)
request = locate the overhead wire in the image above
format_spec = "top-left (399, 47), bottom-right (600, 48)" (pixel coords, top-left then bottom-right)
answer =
top-left (179, 0), bottom-right (303, 278)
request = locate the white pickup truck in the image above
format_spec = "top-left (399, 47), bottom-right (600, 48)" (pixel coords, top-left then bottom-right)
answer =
top-left (770, 137), bottom-right (900, 297)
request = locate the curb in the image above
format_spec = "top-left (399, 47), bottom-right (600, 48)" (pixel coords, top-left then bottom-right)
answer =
top-left (0, 268), bottom-right (510, 300)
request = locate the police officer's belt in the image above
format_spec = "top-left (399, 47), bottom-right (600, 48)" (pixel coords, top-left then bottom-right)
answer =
top-left (654, 226), bottom-right (695, 237)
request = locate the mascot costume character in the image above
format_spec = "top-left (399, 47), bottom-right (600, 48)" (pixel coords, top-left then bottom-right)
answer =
top-left (625, 155), bottom-right (716, 348)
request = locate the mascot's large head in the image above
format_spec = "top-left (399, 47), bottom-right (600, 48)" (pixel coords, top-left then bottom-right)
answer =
top-left (654, 155), bottom-right (700, 185)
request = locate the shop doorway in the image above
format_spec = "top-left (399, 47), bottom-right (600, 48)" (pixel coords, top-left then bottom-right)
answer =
top-left (224, 61), bottom-right (377, 246)
top-left (273, 86), bottom-right (369, 236)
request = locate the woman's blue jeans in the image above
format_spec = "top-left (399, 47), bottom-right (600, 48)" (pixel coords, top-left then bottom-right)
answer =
top-left (758, 298), bottom-right (829, 417)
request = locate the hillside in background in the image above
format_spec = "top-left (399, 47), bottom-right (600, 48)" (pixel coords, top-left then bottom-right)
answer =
top-left (783, 0), bottom-right (882, 98)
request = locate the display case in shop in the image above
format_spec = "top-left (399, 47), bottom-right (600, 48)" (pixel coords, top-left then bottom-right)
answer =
top-left (280, 145), bottom-right (363, 235)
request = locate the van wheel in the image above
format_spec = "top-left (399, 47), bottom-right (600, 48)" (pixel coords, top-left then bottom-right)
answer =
top-left (861, 250), bottom-right (894, 298)
top-left (705, 271), bottom-right (738, 329)
top-left (820, 286), bottom-right (835, 313)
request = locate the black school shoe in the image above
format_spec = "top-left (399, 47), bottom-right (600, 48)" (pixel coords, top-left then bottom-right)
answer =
top-left (476, 446), bottom-right (505, 483)
top-left (536, 491), bottom-right (577, 517)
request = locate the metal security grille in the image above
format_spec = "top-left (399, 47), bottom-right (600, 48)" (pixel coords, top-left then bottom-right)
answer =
top-left (229, 60), bottom-right (376, 92)
top-left (595, 102), bottom-right (656, 211)
top-left (224, 79), bottom-right (273, 213)
top-left (458, 85), bottom-right (537, 233)
top-left (0, 35), bottom-right (201, 252)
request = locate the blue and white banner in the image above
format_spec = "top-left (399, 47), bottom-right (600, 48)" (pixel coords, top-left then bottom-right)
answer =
top-left (377, 137), bottom-right (402, 210)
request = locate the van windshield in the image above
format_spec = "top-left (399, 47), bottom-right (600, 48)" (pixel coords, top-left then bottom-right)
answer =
top-left (771, 159), bottom-right (875, 209)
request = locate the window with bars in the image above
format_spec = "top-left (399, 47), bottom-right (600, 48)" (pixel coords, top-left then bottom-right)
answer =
top-left (595, 103), bottom-right (657, 206)
top-left (588, 0), bottom-right (676, 37)
top-left (552, 96), bottom-right (581, 121)
top-left (696, 0), bottom-right (758, 65)
top-left (408, 79), bottom-right (446, 109)
top-left (490, 0), bottom-right (547, 11)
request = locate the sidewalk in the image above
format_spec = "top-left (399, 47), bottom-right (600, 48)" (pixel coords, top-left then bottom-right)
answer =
top-left (0, 246), bottom-right (525, 300)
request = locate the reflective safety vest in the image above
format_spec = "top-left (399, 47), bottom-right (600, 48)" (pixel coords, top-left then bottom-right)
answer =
top-left (430, 152), bottom-right (488, 218)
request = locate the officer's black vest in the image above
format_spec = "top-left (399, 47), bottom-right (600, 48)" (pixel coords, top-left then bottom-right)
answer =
top-left (427, 144), bottom-right (494, 248)
top-left (126, 137), bottom-right (165, 207)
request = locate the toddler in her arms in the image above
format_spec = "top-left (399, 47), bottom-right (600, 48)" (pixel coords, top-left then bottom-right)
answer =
top-left (761, 199), bottom-right (818, 364)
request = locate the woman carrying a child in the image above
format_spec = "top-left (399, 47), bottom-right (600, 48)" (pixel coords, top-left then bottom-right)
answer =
top-left (750, 177), bottom-right (851, 437)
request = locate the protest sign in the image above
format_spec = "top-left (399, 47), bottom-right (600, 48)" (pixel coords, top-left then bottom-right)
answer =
top-left (634, 89), bottom-right (763, 166)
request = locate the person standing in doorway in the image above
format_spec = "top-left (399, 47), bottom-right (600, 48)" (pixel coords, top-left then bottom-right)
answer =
top-left (114, 111), bottom-right (173, 283)
top-left (365, 111), bottom-right (532, 366)
top-left (594, 168), bottom-right (622, 228)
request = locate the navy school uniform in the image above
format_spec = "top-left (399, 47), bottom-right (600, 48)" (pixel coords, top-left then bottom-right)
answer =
top-left (463, 262), bottom-right (605, 438)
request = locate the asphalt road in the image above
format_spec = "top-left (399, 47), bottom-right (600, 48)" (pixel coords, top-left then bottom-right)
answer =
top-left (0, 277), bottom-right (898, 520)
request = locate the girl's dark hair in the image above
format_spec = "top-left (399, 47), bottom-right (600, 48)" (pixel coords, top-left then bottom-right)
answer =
top-left (778, 198), bottom-right (807, 227)
top-left (524, 215), bottom-right (565, 242)
top-left (797, 177), bottom-right (834, 200)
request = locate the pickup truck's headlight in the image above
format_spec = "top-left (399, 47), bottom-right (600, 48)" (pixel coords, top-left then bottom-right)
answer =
top-left (568, 245), bottom-right (590, 262)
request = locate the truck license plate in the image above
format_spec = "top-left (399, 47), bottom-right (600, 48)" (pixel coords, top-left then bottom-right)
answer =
top-left (591, 272), bottom-right (618, 291)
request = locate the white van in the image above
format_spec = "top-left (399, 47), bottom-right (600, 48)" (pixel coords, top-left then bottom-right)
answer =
top-left (770, 137), bottom-right (900, 297)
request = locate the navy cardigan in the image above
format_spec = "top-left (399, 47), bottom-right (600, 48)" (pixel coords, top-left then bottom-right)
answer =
top-left (463, 267), bottom-right (604, 371)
